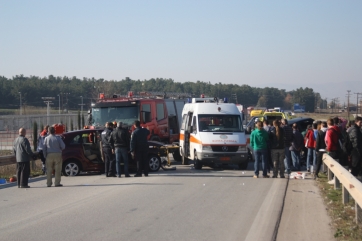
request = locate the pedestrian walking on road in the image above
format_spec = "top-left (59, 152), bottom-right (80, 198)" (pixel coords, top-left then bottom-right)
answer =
top-left (102, 122), bottom-right (116, 177)
top-left (269, 120), bottom-right (285, 178)
top-left (130, 120), bottom-right (150, 177)
top-left (13, 128), bottom-right (35, 188)
top-left (110, 122), bottom-right (131, 178)
top-left (250, 120), bottom-right (269, 178)
top-left (43, 126), bottom-right (65, 187)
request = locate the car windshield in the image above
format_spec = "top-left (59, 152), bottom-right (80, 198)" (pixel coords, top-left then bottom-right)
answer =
top-left (91, 106), bottom-right (139, 127)
top-left (198, 114), bottom-right (243, 132)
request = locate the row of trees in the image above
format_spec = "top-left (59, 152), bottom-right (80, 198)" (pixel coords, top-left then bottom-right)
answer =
top-left (0, 75), bottom-right (325, 112)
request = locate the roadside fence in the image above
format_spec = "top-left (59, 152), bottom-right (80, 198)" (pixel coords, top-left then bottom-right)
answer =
top-left (0, 114), bottom-right (78, 150)
top-left (323, 154), bottom-right (362, 224)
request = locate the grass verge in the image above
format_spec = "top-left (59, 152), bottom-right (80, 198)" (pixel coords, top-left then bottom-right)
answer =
top-left (316, 173), bottom-right (362, 240)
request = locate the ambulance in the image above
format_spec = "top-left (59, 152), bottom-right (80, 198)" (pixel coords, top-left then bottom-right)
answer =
top-left (179, 97), bottom-right (248, 170)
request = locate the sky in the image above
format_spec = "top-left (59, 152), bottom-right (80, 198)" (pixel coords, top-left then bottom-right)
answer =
top-left (1, 0), bottom-right (361, 104)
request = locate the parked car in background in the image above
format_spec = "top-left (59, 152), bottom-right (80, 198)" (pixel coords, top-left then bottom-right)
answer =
top-left (60, 129), bottom-right (164, 176)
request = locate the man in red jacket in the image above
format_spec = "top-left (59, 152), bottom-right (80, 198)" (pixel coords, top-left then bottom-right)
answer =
top-left (325, 118), bottom-right (340, 160)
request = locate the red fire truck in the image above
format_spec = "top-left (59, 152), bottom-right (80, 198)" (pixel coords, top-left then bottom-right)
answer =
top-left (89, 92), bottom-right (188, 160)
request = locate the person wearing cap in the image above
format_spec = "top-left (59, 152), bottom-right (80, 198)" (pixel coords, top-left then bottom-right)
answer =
top-left (110, 122), bottom-right (131, 177)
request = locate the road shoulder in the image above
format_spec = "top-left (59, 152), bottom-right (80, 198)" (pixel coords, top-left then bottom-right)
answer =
top-left (277, 176), bottom-right (335, 241)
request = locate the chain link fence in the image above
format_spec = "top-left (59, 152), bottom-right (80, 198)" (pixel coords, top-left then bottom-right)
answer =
top-left (0, 114), bottom-right (79, 150)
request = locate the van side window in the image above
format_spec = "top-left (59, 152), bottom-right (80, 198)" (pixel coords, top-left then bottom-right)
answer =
top-left (156, 103), bottom-right (165, 120)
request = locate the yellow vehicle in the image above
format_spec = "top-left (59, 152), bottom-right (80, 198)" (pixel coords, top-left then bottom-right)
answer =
top-left (250, 109), bottom-right (265, 117)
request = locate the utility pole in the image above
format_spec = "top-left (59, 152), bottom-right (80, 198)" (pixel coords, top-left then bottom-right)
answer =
top-left (347, 90), bottom-right (351, 120)
top-left (18, 92), bottom-right (22, 115)
top-left (57, 94), bottom-right (61, 114)
top-left (42, 97), bottom-right (55, 124)
top-left (355, 92), bottom-right (362, 116)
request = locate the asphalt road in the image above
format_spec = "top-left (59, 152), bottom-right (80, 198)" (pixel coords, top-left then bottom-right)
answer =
top-left (0, 163), bottom-right (288, 241)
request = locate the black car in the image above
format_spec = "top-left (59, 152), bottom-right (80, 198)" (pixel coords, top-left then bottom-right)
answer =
top-left (287, 117), bottom-right (314, 133)
top-left (60, 129), bottom-right (165, 176)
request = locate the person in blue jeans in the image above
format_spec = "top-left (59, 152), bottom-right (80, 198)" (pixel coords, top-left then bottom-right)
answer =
top-left (250, 120), bottom-right (269, 178)
top-left (305, 123), bottom-right (317, 172)
top-left (110, 122), bottom-right (131, 178)
top-left (290, 123), bottom-right (304, 170)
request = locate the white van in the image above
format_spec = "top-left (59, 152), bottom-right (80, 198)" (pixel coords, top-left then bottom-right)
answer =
top-left (179, 97), bottom-right (248, 170)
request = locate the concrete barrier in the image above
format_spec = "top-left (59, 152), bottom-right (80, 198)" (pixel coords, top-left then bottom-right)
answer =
top-left (323, 153), bottom-right (362, 224)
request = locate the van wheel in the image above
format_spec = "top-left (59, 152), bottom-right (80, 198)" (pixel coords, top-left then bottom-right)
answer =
top-left (194, 151), bottom-right (202, 170)
top-left (239, 161), bottom-right (249, 170)
top-left (62, 160), bottom-right (81, 176)
top-left (148, 155), bottom-right (161, 172)
top-left (182, 155), bottom-right (189, 165)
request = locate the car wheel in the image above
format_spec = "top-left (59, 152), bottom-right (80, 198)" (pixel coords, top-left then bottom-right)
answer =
top-left (150, 135), bottom-right (161, 142)
top-left (148, 155), bottom-right (161, 172)
top-left (194, 151), bottom-right (202, 170)
top-left (62, 160), bottom-right (81, 176)
top-left (238, 161), bottom-right (248, 170)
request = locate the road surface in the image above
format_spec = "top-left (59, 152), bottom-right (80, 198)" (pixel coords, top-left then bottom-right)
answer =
top-left (0, 163), bottom-right (287, 241)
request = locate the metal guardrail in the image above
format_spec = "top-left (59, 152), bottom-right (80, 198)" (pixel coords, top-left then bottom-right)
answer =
top-left (323, 154), bottom-right (362, 224)
top-left (0, 155), bottom-right (16, 166)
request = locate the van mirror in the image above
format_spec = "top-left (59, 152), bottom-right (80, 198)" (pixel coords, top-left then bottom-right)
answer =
top-left (245, 127), bottom-right (251, 134)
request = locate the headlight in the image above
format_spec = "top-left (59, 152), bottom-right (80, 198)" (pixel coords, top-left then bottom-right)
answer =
top-left (202, 145), bottom-right (212, 151)
top-left (238, 146), bottom-right (247, 152)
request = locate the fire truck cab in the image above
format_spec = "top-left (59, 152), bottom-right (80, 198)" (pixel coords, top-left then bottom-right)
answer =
top-left (90, 92), bottom-right (186, 160)
top-left (179, 97), bottom-right (248, 170)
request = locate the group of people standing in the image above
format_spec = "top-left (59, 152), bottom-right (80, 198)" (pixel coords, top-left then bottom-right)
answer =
top-left (14, 125), bottom-right (65, 188)
top-left (101, 120), bottom-right (150, 178)
top-left (250, 116), bottom-right (362, 180)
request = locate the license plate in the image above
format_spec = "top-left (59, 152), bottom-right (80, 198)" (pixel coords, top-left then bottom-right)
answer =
top-left (220, 157), bottom-right (230, 161)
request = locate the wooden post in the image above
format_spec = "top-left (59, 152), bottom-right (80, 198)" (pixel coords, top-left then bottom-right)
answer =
top-left (342, 186), bottom-right (350, 204)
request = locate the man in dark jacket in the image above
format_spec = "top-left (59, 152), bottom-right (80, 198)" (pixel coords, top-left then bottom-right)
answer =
top-left (314, 121), bottom-right (328, 179)
top-left (110, 122), bottom-right (131, 178)
top-left (101, 122), bottom-right (115, 177)
top-left (290, 123), bottom-right (304, 171)
top-left (348, 117), bottom-right (362, 176)
top-left (13, 128), bottom-right (35, 188)
top-left (130, 120), bottom-right (150, 177)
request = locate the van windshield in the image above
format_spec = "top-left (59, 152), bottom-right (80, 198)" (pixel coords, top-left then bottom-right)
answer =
top-left (91, 106), bottom-right (139, 127)
top-left (198, 115), bottom-right (243, 132)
